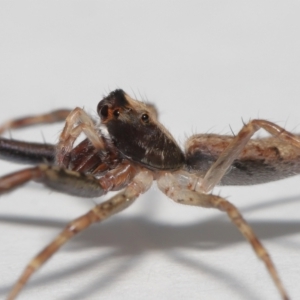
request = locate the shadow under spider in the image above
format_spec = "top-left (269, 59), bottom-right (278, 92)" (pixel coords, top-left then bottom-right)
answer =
top-left (0, 194), bottom-right (299, 299)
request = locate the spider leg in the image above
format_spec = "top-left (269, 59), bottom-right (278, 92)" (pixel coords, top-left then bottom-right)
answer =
top-left (197, 119), bottom-right (300, 192)
top-left (0, 109), bottom-right (71, 165)
top-left (56, 107), bottom-right (105, 166)
top-left (157, 172), bottom-right (289, 300)
top-left (0, 109), bottom-right (71, 135)
top-left (0, 160), bottom-right (138, 197)
top-left (6, 169), bottom-right (153, 300)
top-left (0, 137), bottom-right (55, 165)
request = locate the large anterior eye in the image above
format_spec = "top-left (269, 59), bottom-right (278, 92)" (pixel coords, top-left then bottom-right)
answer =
top-left (98, 104), bottom-right (108, 118)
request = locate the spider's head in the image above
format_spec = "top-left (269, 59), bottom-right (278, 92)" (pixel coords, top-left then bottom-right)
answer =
top-left (97, 89), bottom-right (158, 123)
top-left (97, 89), bottom-right (184, 170)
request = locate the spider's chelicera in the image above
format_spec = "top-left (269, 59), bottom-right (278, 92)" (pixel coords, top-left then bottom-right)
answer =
top-left (0, 89), bottom-right (299, 300)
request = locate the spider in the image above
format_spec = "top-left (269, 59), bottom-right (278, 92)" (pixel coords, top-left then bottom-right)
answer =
top-left (0, 89), bottom-right (299, 300)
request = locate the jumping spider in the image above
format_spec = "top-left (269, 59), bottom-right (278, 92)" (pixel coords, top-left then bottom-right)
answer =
top-left (0, 89), bottom-right (299, 300)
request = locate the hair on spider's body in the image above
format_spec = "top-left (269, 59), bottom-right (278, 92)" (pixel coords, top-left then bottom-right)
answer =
top-left (0, 89), bottom-right (299, 300)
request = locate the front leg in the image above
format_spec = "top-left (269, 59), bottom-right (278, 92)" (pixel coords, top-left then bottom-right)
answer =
top-left (6, 169), bottom-right (153, 300)
top-left (157, 172), bottom-right (289, 300)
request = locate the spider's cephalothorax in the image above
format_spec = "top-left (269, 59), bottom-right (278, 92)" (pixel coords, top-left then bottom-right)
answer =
top-left (97, 89), bottom-right (185, 170)
top-left (1, 89), bottom-right (299, 300)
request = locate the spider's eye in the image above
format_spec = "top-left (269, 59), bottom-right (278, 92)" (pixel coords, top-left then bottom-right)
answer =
top-left (141, 113), bottom-right (149, 123)
top-left (113, 109), bottom-right (120, 117)
top-left (99, 105), bottom-right (108, 118)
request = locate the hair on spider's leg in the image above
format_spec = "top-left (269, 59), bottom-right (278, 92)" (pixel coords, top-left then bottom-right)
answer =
top-left (157, 172), bottom-right (289, 300)
top-left (6, 169), bottom-right (153, 300)
top-left (228, 124), bottom-right (235, 137)
top-left (241, 117), bottom-right (247, 126)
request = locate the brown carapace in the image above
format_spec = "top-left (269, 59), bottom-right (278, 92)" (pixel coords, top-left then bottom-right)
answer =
top-left (0, 89), bottom-right (299, 300)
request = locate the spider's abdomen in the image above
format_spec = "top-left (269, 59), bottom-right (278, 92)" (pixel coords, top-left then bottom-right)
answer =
top-left (185, 133), bottom-right (300, 185)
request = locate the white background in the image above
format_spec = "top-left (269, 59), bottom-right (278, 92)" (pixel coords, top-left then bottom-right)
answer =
top-left (0, 1), bottom-right (300, 300)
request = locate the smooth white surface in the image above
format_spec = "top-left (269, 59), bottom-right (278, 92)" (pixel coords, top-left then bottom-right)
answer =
top-left (0, 1), bottom-right (300, 300)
